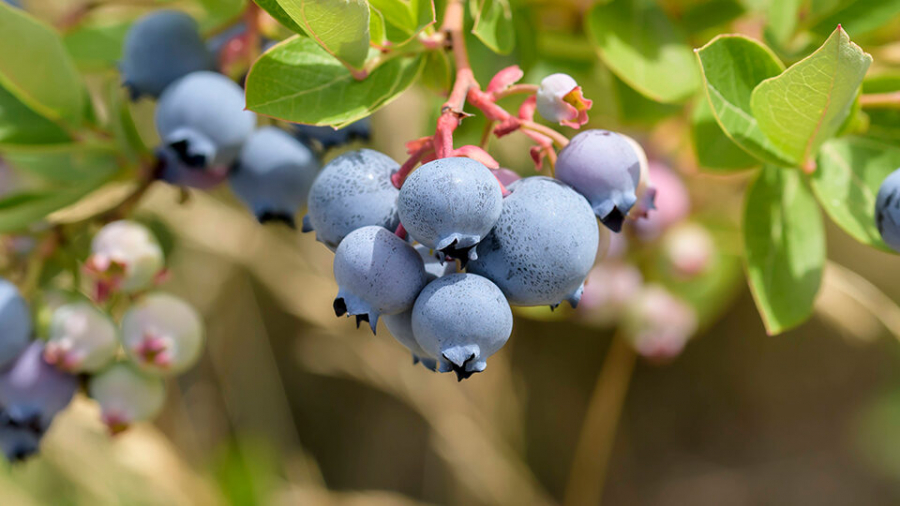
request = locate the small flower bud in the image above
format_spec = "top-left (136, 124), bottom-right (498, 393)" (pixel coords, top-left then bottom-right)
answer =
top-left (536, 73), bottom-right (592, 128)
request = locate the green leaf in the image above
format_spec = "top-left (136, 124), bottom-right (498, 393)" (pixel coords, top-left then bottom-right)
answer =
top-left (811, 0), bottom-right (900, 39)
top-left (63, 21), bottom-right (130, 72)
top-left (0, 3), bottom-right (84, 126)
top-left (420, 47), bottom-right (452, 93)
top-left (274, 0), bottom-right (370, 70)
top-left (585, 0), bottom-right (699, 104)
top-left (471, 0), bottom-right (514, 55)
top-left (750, 26), bottom-right (872, 170)
top-left (253, 0), bottom-right (305, 33)
top-left (369, 0), bottom-right (436, 44)
top-left (766, 0), bottom-right (803, 45)
top-left (245, 37), bottom-right (423, 127)
top-left (682, 0), bottom-right (746, 34)
top-left (0, 85), bottom-right (70, 144)
top-left (1, 143), bottom-right (121, 184)
top-left (0, 188), bottom-right (101, 233)
top-left (695, 35), bottom-right (794, 166)
top-left (691, 98), bottom-right (759, 172)
top-left (744, 165), bottom-right (825, 335)
top-left (811, 137), bottom-right (900, 251)
top-left (369, 4), bottom-right (388, 46)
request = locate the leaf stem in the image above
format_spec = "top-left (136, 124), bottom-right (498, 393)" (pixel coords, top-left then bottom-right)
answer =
top-left (563, 333), bottom-right (636, 506)
top-left (493, 83), bottom-right (540, 100)
top-left (859, 92), bottom-right (900, 109)
top-left (520, 120), bottom-right (570, 148)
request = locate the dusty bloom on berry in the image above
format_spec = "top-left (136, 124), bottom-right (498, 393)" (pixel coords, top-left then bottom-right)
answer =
top-left (536, 73), bottom-right (592, 128)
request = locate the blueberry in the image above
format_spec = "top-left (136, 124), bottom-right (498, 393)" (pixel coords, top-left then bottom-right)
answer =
top-left (0, 342), bottom-right (78, 434)
top-left (555, 129), bottom-right (641, 232)
top-left (383, 310), bottom-right (441, 371)
top-left (468, 176), bottom-right (599, 308)
top-left (0, 278), bottom-right (31, 370)
top-left (0, 425), bottom-right (41, 463)
top-left (293, 118), bottom-right (371, 151)
top-left (415, 244), bottom-right (456, 279)
top-left (88, 362), bottom-right (166, 434)
top-left (86, 220), bottom-right (165, 296)
top-left (45, 302), bottom-right (118, 373)
top-left (332, 226), bottom-right (428, 333)
top-left (121, 293), bottom-right (205, 376)
top-left (411, 273), bottom-right (513, 380)
top-left (120, 11), bottom-right (215, 99)
top-left (876, 167), bottom-right (900, 252)
top-left (398, 158), bottom-right (503, 263)
top-left (155, 145), bottom-right (230, 190)
top-left (304, 149), bottom-right (401, 250)
top-left (230, 127), bottom-right (320, 227)
top-left (155, 71), bottom-right (256, 169)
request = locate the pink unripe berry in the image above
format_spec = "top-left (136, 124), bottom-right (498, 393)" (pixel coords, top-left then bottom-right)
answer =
top-left (578, 262), bottom-right (643, 327)
top-left (121, 293), bottom-right (204, 376)
top-left (662, 223), bottom-right (715, 279)
top-left (86, 221), bottom-right (165, 297)
top-left (632, 162), bottom-right (690, 240)
top-left (622, 285), bottom-right (697, 362)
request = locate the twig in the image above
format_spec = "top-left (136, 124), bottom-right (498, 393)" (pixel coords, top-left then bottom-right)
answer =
top-left (563, 334), bottom-right (636, 506)
top-left (860, 92), bottom-right (900, 109)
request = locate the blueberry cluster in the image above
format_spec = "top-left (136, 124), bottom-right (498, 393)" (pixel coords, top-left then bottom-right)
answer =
top-left (303, 128), bottom-right (644, 380)
top-left (120, 10), bottom-right (370, 227)
top-left (0, 221), bottom-right (205, 462)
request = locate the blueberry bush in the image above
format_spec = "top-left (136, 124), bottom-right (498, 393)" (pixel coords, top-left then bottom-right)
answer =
top-left (1, 0), bottom-right (900, 503)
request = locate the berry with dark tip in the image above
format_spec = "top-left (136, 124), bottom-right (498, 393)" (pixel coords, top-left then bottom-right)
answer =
top-left (230, 126), bottom-right (320, 227)
top-left (332, 226), bottom-right (428, 333)
top-left (305, 149), bottom-right (401, 250)
top-left (468, 177), bottom-right (600, 308)
top-left (0, 425), bottom-right (41, 463)
top-left (398, 157), bottom-right (503, 263)
top-left (555, 129), bottom-right (641, 232)
top-left (121, 293), bottom-right (205, 376)
top-left (155, 71), bottom-right (256, 169)
top-left (411, 273), bottom-right (513, 380)
top-left (120, 11), bottom-right (215, 99)
top-left (88, 362), bottom-right (166, 434)
top-left (0, 342), bottom-right (78, 434)
top-left (876, 167), bottom-right (900, 252)
top-left (45, 302), bottom-right (118, 374)
top-left (415, 244), bottom-right (457, 279)
top-left (383, 310), bottom-right (441, 372)
top-left (293, 118), bottom-right (371, 150)
top-left (155, 145), bottom-right (230, 190)
top-left (0, 278), bottom-right (31, 370)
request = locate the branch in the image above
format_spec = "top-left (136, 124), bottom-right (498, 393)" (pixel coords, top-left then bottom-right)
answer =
top-left (860, 92), bottom-right (900, 109)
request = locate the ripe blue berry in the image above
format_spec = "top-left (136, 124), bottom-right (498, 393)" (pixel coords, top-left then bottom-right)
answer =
top-left (304, 149), bottom-right (401, 250)
top-left (412, 273), bottom-right (513, 380)
top-left (555, 129), bottom-right (641, 232)
top-left (876, 167), bottom-right (900, 252)
top-left (120, 11), bottom-right (215, 99)
top-left (45, 302), bottom-right (118, 373)
top-left (155, 145), bottom-right (230, 189)
top-left (398, 158), bottom-right (503, 263)
top-left (293, 118), bottom-right (371, 150)
top-left (0, 342), bottom-right (78, 434)
top-left (230, 126), bottom-right (320, 227)
top-left (121, 293), bottom-right (205, 376)
top-left (416, 244), bottom-right (456, 279)
top-left (0, 278), bottom-right (31, 370)
top-left (383, 310), bottom-right (440, 371)
top-left (0, 425), bottom-right (41, 463)
top-left (333, 226), bottom-right (428, 333)
top-left (88, 362), bottom-right (166, 434)
top-left (468, 177), bottom-right (600, 308)
top-left (155, 71), bottom-right (256, 169)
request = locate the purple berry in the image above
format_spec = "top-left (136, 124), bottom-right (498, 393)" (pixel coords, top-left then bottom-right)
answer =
top-left (0, 342), bottom-right (78, 434)
top-left (332, 226), bottom-right (428, 333)
top-left (556, 129), bottom-right (641, 232)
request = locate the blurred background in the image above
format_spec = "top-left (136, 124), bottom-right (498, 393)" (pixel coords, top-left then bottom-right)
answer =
top-left (3, 0), bottom-right (900, 505)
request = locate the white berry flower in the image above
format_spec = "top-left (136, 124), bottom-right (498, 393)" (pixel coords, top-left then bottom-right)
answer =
top-left (536, 73), bottom-right (593, 128)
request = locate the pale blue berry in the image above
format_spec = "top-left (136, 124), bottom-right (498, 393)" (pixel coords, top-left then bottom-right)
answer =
top-left (876, 167), bottom-right (900, 252)
top-left (0, 278), bottom-right (31, 370)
